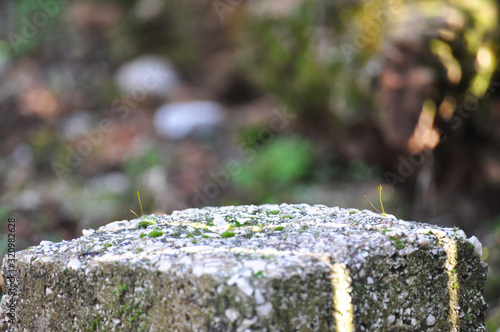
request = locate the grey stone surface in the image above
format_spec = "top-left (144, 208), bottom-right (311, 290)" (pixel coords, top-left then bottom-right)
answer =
top-left (0, 204), bottom-right (487, 331)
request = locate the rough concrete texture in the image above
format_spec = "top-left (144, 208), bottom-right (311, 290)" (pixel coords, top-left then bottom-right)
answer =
top-left (0, 204), bottom-right (487, 331)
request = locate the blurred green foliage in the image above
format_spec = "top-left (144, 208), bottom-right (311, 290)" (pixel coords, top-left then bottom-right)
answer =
top-left (482, 216), bottom-right (500, 330)
top-left (236, 0), bottom-right (498, 128)
top-left (123, 147), bottom-right (163, 179)
top-left (107, 0), bottom-right (204, 71)
top-left (10, 0), bottom-right (62, 55)
top-left (232, 136), bottom-right (314, 202)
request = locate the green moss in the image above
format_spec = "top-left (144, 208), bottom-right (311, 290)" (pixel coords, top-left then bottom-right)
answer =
top-left (87, 317), bottom-right (100, 331)
top-left (148, 229), bottom-right (164, 238)
top-left (104, 243), bottom-right (112, 249)
top-left (202, 235), bottom-right (210, 239)
top-left (62, 268), bottom-right (68, 274)
top-left (221, 231), bottom-right (236, 238)
top-left (136, 218), bottom-right (156, 229)
top-left (119, 283), bottom-right (128, 292)
top-left (112, 282), bottom-right (128, 300)
top-left (349, 210), bottom-right (357, 215)
top-left (129, 308), bottom-right (142, 322)
top-left (135, 248), bottom-right (143, 254)
top-left (281, 215), bottom-right (292, 219)
top-left (192, 240), bottom-right (197, 244)
top-left (381, 229), bottom-right (391, 234)
top-left (230, 216), bottom-right (248, 227)
top-left (140, 233), bottom-right (147, 238)
top-left (275, 226), bottom-right (285, 231)
top-left (389, 236), bottom-right (405, 250)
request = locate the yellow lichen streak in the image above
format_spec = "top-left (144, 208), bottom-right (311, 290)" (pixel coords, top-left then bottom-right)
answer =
top-left (443, 237), bottom-right (459, 331)
top-left (420, 230), bottom-right (459, 331)
top-left (320, 255), bottom-right (354, 331)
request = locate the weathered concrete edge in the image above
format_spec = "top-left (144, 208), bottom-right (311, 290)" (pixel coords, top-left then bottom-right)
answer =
top-left (0, 204), bottom-right (489, 331)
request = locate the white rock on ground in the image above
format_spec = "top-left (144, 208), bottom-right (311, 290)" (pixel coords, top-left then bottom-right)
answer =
top-left (154, 100), bottom-right (225, 139)
top-left (114, 55), bottom-right (179, 98)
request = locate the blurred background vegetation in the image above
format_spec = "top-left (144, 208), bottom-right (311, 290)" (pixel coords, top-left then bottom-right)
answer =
top-left (1, 0), bottom-right (500, 328)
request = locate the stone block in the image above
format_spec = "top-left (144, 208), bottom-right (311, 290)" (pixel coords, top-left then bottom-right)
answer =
top-left (0, 204), bottom-right (487, 331)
